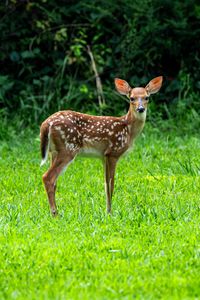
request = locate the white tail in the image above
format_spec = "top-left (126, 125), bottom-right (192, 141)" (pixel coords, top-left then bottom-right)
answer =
top-left (40, 76), bottom-right (163, 216)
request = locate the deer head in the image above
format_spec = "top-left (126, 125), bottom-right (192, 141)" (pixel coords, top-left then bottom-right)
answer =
top-left (115, 76), bottom-right (163, 114)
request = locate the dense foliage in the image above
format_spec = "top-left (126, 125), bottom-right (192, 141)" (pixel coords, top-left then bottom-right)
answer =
top-left (0, 0), bottom-right (200, 126)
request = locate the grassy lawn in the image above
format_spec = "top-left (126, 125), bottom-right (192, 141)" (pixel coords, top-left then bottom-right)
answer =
top-left (0, 125), bottom-right (200, 299)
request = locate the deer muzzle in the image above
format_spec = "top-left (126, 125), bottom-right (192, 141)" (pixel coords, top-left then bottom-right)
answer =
top-left (137, 106), bottom-right (145, 113)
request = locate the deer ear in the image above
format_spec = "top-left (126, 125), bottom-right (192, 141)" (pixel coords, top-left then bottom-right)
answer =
top-left (115, 78), bottom-right (131, 96)
top-left (145, 76), bottom-right (163, 95)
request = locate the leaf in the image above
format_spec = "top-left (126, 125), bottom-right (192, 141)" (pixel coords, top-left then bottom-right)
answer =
top-left (10, 51), bottom-right (20, 62)
top-left (21, 51), bottom-right (35, 59)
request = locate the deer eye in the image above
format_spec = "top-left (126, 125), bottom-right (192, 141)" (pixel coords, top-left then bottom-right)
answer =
top-left (144, 97), bottom-right (149, 101)
top-left (130, 97), bottom-right (135, 102)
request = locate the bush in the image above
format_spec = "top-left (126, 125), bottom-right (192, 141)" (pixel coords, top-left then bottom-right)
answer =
top-left (0, 0), bottom-right (200, 127)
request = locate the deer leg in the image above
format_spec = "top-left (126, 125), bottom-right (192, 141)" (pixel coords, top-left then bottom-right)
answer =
top-left (42, 152), bottom-right (75, 216)
top-left (104, 156), bottom-right (118, 214)
top-left (50, 151), bottom-right (59, 195)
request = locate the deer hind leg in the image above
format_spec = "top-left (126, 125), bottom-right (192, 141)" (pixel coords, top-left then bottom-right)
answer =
top-left (104, 156), bottom-right (118, 214)
top-left (50, 151), bottom-right (58, 195)
top-left (42, 151), bottom-right (75, 216)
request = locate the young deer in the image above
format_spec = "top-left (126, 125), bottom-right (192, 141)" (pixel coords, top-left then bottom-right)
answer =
top-left (40, 76), bottom-right (163, 216)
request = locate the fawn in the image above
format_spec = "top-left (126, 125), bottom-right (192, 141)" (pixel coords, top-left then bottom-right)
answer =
top-left (40, 76), bottom-right (163, 216)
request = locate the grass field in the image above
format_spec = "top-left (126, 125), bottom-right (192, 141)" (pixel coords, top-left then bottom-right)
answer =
top-left (0, 124), bottom-right (200, 299)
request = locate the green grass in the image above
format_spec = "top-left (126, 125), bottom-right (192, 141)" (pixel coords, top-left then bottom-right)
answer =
top-left (0, 124), bottom-right (200, 299)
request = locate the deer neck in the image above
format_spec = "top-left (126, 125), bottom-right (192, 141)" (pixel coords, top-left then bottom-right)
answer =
top-left (126, 103), bottom-right (147, 139)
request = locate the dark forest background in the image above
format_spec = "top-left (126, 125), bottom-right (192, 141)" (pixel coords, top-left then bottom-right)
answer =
top-left (0, 0), bottom-right (200, 132)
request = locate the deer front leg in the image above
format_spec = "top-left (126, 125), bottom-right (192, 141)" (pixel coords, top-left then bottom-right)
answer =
top-left (104, 156), bottom-right (118, 214)
top-left (42, 152), bottom-right (75, 217)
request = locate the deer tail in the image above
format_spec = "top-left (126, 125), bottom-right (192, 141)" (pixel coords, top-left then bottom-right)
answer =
top-left (40, 123), bottom-right (51, 166)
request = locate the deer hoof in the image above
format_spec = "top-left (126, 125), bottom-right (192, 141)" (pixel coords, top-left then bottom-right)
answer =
top-left (51, 209), bottom-right (58, 217)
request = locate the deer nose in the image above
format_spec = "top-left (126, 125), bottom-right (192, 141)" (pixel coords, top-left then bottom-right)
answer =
top-left (137, 106), bottom-right (145, 113)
